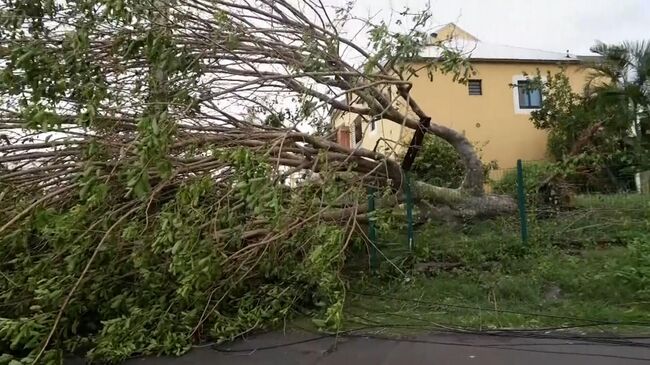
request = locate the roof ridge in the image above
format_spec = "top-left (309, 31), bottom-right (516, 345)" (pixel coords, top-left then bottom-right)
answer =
top-left (431, 22), bottom-right (453, 32)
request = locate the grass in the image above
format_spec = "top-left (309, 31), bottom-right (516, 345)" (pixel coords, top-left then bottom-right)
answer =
top-left (346, 194), bottom-right (650, 335)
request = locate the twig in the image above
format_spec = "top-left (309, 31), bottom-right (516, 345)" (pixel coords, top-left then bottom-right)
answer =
top-left (0, 184), bottom-right (77, 236)
top-left (31, 204), bottom-right (140, 365)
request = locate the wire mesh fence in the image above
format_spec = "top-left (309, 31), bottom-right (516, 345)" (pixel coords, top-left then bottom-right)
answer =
top-left (349, 159), bottom-right (650, 348)
top-left (364, 159), bottom-right (650, 270)
top-left (505, 160), bottom-right (649, 247)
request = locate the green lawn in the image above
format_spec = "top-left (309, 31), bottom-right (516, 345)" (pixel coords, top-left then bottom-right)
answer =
top-left (346, 194), bottom-right (650, 334)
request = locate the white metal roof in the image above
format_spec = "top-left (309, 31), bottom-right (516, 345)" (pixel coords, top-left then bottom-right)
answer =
top-left (421, 38), bottom-right (582, 62)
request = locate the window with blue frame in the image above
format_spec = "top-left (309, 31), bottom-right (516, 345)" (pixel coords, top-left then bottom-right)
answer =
top-left (517, 80), bottom-right (542, 109)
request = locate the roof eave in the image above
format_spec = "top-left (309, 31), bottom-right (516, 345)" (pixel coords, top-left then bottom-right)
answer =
top-left (417, 56), bottom-right (583, 64)
top-left (468, 58), bottom-right (583, 64)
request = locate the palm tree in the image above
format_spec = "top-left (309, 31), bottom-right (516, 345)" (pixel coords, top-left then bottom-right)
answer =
top-left (585, 41), bottom-right (650, 139)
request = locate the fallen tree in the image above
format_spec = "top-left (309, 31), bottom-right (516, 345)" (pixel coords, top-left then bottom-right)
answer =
top-left (0, 0), bottom-right (517, 217)
top-left (0, 0), bottom-right (514, 363)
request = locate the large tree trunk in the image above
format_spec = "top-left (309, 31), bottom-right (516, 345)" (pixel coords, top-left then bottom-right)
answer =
top-left (384, 90), bottom-right (486, 196)
top-left (412, 181), bottom-right (516, 218)
top-left (427, 123), bottom-right (485, 196)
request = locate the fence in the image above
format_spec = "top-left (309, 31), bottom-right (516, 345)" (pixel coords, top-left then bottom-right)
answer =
top-left (507, 159), bottom-right (649, 245)
top-left (489, 160), bottom-right (646, 194)
top-left (353, 159), bottom-right (650, 346)
top-left (365, 159), bottom-right (650, 269)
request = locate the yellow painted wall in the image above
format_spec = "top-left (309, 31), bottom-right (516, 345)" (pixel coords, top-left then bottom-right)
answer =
top-left (336, 62), bottom-right (589, 177)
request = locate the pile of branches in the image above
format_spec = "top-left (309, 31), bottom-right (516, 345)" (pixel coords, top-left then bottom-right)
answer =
top-left (0, 0), bottom-right (514, 362)
top-left (2, 145), bottom-right (364, 363)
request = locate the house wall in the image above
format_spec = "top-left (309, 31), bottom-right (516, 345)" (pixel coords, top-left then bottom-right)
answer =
top-left (335, 62), bottom-right (589, 178)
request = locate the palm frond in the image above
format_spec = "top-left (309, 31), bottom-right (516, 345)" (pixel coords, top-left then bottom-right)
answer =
top-left (623, 40), bottom-right (650, 92)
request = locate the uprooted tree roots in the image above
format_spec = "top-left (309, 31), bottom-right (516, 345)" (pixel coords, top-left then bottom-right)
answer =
top-left (0, 0), bottom-right (515, 362)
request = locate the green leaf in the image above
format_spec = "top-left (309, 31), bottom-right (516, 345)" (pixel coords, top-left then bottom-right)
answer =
top-left (15, 49), bottom-right (35, 67)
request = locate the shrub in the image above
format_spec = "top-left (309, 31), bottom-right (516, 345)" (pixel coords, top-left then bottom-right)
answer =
top-left (528, 70), bottom-right (649, 192)
top-left (409, 135), bottom-right (496, 189)
top-left (410, 135), bottom-right (466, 188)
top-left (491, 162), bottom-right (555, 204)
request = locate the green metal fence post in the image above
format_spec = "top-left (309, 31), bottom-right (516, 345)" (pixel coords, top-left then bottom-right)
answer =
top-left (516, 159), bottom-right (529, 244)
top-left (404, 173), bottom-right (415, 252)
top-left (367, 186), bottom-right (379, 269)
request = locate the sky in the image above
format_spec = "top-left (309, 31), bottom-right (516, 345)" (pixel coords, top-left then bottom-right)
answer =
top-left (343, 0), bottom-right (650, 55)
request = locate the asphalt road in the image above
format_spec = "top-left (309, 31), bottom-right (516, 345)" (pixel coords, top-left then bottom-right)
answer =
top-left (113, 331), bottom-right (650, 365)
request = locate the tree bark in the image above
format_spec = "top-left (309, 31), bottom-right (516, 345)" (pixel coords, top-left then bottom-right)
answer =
top-left (411, 181), bottom-right (515, 218)
top-left (382, 112), bottom-right (486, 197)
top-left (427, 123), bottom-right (485, 196)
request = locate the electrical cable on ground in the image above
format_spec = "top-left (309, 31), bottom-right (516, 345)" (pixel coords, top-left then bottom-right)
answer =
top-left (345, 307), bottom-right (650, 349)
top-left (212, 327), bottom-right (650, 362)
top-left (347, 300), bottom-right (650, 337)
top-left (350, 291), bottom-right (650, 327)
top-left (343, 333), bottom-right (650, 362)
top-left (209, 289), bottom-right (650, 361)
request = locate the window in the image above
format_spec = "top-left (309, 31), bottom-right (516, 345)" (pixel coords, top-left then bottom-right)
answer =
top-left (517, 80), bottom-right (542, 109)
top-left (468, 79), bottom-right (482, 95)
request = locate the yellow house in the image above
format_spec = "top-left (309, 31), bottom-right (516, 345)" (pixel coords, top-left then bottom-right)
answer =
top-left (333, 23), bottom-right (593, 179)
